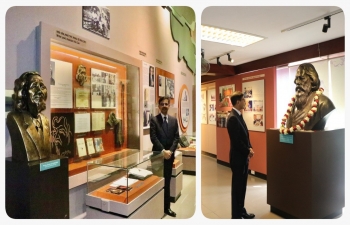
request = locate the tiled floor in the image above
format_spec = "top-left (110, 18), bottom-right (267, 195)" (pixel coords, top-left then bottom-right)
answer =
top-left (201, 153), bottom-right (282, 219)
top-left (201, 153), bottom-right (347, 220)
top-left (163, 173), bottom-right (196, 219)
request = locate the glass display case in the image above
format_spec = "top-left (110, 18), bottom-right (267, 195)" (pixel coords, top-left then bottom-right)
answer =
top-left (177, 135), bottom-right (196, 175)
top-left (85, 149), bottom-right (164, 218)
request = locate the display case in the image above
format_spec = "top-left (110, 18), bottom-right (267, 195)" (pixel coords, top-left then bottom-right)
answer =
top-left (85, 149), bottom-right (165, 218)
top-left (171, 151), bottom-right (184, 202)
top-left (177, 135), bottom-right (196, 175)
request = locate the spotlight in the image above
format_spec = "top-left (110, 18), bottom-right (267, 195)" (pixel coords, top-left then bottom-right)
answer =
top-left (227, 53), bottom-right (234, 63)
top-left (217, 57), bottom-right (222, 66)
top-left (322, 16), bottom-right (331, 33)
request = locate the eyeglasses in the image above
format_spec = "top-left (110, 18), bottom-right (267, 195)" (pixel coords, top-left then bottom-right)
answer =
top-left (159, 103), bottom-right (169, 106)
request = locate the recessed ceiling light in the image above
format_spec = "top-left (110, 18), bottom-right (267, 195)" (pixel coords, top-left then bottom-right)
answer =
top-left (201, 25), bottom-right (265, 47)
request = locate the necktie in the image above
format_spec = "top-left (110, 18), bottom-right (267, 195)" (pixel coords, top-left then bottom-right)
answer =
top-left (162, 116), bottom-right (168, 134)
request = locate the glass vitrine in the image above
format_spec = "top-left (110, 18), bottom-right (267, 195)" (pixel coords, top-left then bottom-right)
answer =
top-left (85, 149), bottom-right (164, 216)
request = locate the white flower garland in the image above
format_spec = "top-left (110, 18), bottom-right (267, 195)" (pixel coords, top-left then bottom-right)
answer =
top-left (280, 88), bottom-right (323, 135)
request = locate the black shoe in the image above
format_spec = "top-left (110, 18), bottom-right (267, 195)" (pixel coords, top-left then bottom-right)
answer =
top-left (242, 212), bottom-right (255, 219)
top-left (164, 208), bottom-right (176, 217)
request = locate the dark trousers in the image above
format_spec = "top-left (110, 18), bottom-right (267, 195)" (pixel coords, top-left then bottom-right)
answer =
top-left (163, 156), bottom-right (174, 210)
top-left (231, 161), bottom-right (249, 219)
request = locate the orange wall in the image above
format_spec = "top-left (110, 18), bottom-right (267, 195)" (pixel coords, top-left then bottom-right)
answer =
top-left (215, 67), bottom-right (276, 175)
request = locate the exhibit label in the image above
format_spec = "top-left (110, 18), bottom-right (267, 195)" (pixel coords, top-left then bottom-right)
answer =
top-left (279, 134), bottom-right (293, 144)
top-left (40, 159), bottom-right (61, 171)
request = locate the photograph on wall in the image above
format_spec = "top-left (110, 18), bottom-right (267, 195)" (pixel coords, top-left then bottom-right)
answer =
top-left (253, 114), bottom-right (264, 127)
top-left (91, 68), bottom-right (117, 108)
top-left (165, 77), bottom-right (175, 98)
top-left (201, 90), bottom-right (207, 124)
top-left (245, 100), bottom-right (253, 111)
top-left (242, 79), bottom-right (265, 132)
top-left (180, 88), bottom-right (190, 129)
top-left (50, 59), bottom-right (73, 109)
top-left (219, 84), bottom-right (235, 107)
top-left (158, 75), bottom-right (166, 97)
top-left (253, 100), bottom-right (263, 112)
top-left (51, 112), bottom-right (74, 158)
top-left (94, 137), bottom-right (105, 152)
top-left (142, 61), bottom-right (156, 129)
top-left (243, 86), bottom-right (253, 98)
top-left (207, 88), bottom-right (216, 125)
top-left (82, 6), bottom-right (110, 39)
top-left (50, 60), bottom-right (56, 85)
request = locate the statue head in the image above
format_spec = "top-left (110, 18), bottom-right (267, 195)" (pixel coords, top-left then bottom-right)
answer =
top-left (294, 63), bottom-right (320, 109)
top-left (12, 71), bottom-right (47, 118)
top-left (76, 64), bottom-right (87, 86)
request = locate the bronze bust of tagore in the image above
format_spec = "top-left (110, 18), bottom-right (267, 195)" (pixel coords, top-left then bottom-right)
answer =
top-left (6, 71), bottom-right (51, 161)
top-left (280, 63), bottom-right (335, 134)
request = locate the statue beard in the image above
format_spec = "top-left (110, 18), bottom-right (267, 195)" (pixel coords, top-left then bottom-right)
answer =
top-left (295, 86), bottom-right (310, 110)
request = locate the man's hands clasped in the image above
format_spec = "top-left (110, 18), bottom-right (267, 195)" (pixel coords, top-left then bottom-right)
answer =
top-left (162, 149), bottom-right (173, 160)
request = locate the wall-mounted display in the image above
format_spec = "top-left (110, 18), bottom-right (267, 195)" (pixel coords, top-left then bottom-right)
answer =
top-left (91, 68), bottom-right (117, 109)
top-left (51, 112), bottom-right (74, 158)
top-left (216, 111), bottom-right (230, 128)
top-left (242, 79), bottom-right (265, 132)
top-left (82, 6), bottom-right (110, 39)
top-left (142, 61), bottom-right (156, 129)
top-left (165, 77), bottom-right (175, 98)
top-left (91, 111), bottom-right (105, 131)
top-left (207, 88), bottom-right (216, 125)
top-left (86, 138), bottom-right (96, 155)
top-left (74, 112), bottom-right (91, 133)
top-left (75, 88), bottom-right (90, 108)
top-left (76, 138), bottom-right (87, 157)
top-left (178, 84), bottom-right (190, 132)
top-left (218, 84), bottom-right (235, 108)
top-left (94, 137), bottom-right (104, 152)
top-left (201, 90), bottom-right (207, 124)
top-left (158, 75), bottom-right (166, 97)
top-left (76, 64), bottom-right (88, 87)
top-left (50, 59), bottom-right (73, 109)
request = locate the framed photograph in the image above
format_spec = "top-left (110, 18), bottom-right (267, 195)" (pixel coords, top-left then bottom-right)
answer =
top-left (94, 137), bottom-right (105, 152)
top-left (165, 77), bottom-right (175, 98)
top-left (91, 68), bottom-right (117, 109)
top-left (82, 6), bottom-right (110, 39)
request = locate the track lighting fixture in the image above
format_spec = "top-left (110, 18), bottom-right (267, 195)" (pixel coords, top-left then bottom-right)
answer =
top-left (322, 16), bottom-right (331, 33)
top-left (227, 53), bottom-right (234, 63)
top-left (217, 57), bottom-right (222, 66)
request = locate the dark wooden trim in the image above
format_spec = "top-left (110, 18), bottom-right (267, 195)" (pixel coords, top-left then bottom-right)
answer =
top-left (201, 37), bottom-right (344, 83)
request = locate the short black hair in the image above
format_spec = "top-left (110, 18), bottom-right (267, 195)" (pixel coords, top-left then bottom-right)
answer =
top-left (230, 91), bottom-right (244, 106)
top-left (158, 96), bottom-right (170, 105)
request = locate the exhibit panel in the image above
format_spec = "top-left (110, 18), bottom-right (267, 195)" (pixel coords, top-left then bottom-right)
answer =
top-left (267, 129), bottom-right (345, 219)
top-left (85, 149), bottom-right (165, 218)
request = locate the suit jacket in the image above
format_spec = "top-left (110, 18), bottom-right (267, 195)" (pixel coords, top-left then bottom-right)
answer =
top-left (226, 109), bottom-right (252, 167)
top-left (6, 111), bottom-right (51, 161)
top-left (150, 114), bottom-right (179, 153)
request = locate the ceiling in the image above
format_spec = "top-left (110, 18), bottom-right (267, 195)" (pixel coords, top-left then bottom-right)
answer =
top-left (201, 6), bottom-right (345, 68)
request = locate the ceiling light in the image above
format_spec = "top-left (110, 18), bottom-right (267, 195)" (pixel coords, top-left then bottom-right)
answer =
top-left (227, 53), bottom-right (234, 63)
top-left (201, 25), bottom-right (265, 47)
top-left (281, 9), bottom-right (341, 32)
top-left (217, 57), bottom-right (222, 66)
top-left (322, 16), bottom-right (331, 33)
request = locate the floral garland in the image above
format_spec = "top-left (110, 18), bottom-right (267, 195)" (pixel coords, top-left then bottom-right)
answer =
top-left (280, 88), bottom-right (324, 134)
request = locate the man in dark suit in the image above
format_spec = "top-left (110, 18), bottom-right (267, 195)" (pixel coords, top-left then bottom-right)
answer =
top-left (150, 96), bottom-right (179, 217)
top-left (226, 91), bottom-right (255, 219)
